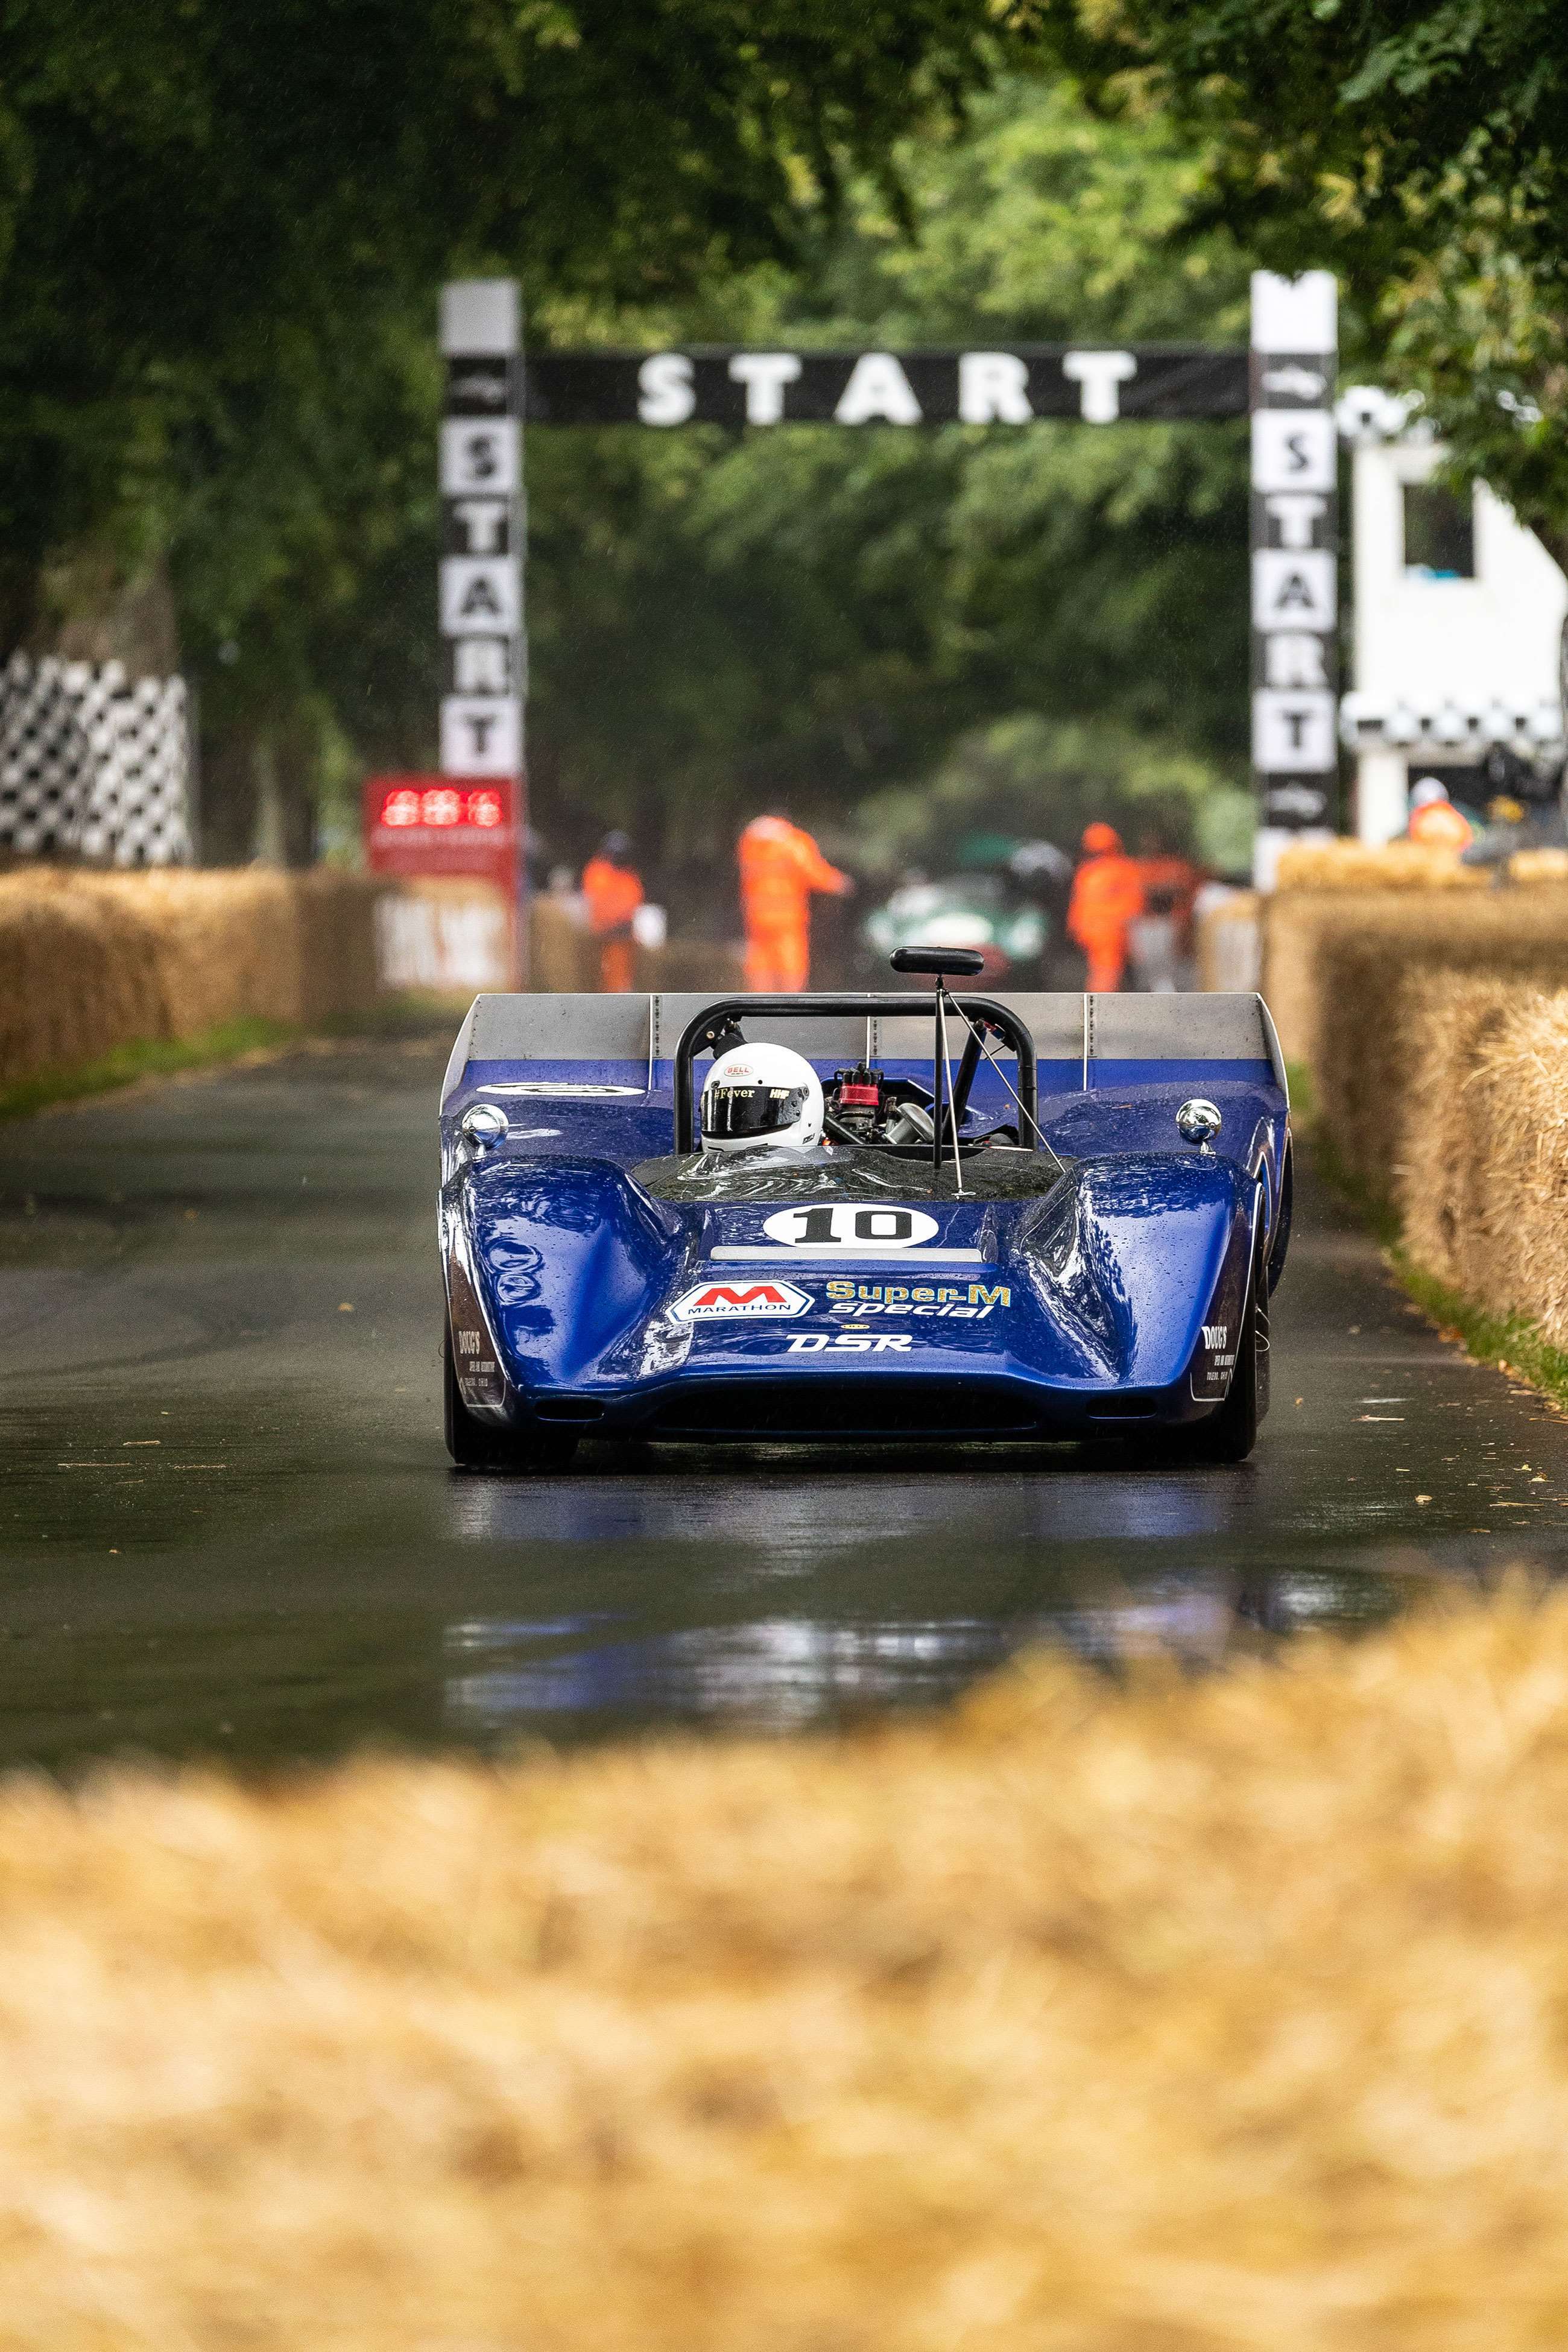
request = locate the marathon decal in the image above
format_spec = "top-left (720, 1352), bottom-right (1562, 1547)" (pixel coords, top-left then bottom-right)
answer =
top-left (762, 1204), bottom-right (940, 1250)
top-left (672, 1279), bottom-right (811, 1321)
top-left (523, 347), bottom-right (1248, 427)
top-left (1250, 273), bottom-right (1339, 842)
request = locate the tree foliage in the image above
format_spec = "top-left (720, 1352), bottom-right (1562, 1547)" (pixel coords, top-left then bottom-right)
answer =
top-left (1040, 0), bottom-right (1568, 554)
top-left (517, 72), bottom-right (1255, 891)
top-left (0, 0), bottom-right (1022, 846)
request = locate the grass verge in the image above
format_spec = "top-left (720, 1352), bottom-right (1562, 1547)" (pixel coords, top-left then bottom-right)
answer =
top-left (1292, 1055), bottom-right (1568, 1412)
top-left (1389, 1248), bottom-right (1568, 1414)
top-left (0, 996), bottom-right (458, 1123)
top-left (0, 1019), bottom-right (302, 1122)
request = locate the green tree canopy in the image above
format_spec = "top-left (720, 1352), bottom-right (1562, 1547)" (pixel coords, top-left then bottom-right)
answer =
top-left (1039, 0), bottom-right (1568, 555)
top-left (0, 0), bottom-right (1021, 686)
top-left (513, 72), bottom-right (1255, 898)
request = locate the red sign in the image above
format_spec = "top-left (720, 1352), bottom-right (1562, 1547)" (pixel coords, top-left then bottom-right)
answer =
top-left (364, 773), bottom-right (519, 884)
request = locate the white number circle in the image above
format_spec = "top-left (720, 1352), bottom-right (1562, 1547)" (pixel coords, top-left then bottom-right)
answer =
top-left (760, 1203), bottom-right (939, 1248)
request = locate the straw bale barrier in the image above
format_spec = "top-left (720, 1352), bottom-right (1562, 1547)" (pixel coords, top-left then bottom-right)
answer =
top-left (1273, 836), bottom-right (1491, 897)
top-left (0, 867), bottom-right (388, 1088)
top-left (1262, 885), bottom-right (1568, 1183)
top-left (3, 1585), bottom-right (1568, 2347)
top-left (530, 894), bottom-right (742, 994)
top-left (1399, 980), bottom-right (1568, 1347)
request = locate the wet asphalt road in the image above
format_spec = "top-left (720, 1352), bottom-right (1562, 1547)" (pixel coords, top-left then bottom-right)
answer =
top-left (2, 1036), bottom-right (1567, 1777)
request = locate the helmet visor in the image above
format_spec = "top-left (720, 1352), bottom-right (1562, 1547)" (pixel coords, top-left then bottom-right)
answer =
top-left (701, 1081), bottom-right (810, 1141)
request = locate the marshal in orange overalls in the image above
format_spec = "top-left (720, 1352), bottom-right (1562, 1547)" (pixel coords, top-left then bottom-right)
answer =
top-left (1408, 796), bottom-right (1474, 850)
top-left (738, 815), bottom-right (851, 992)
top-left (1067, 822), bottom-right (1146, 994)
top-left (581, 835), bottom-right (644, 992)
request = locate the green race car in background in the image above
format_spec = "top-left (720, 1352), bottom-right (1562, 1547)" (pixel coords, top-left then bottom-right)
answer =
top-left (864, 873), bottom-right (1049, 985)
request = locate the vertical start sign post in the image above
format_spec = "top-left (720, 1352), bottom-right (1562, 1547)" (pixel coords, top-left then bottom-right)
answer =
top-left (1250, 271), bottom-right (1339, 885)
top-left (440, 279), bottom-right (526, 978)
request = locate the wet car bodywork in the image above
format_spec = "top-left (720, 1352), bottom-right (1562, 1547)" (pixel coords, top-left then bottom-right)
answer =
top-left (438, 990), bottom-right (1291, 1465)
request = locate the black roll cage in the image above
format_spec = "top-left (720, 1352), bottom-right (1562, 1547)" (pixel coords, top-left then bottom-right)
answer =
top-left (673, 993), bottom-right (1039, 1157)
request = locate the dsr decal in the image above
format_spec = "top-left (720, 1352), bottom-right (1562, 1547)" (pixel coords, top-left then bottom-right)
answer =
top-left (786, 1333), bottom-right (912, 1354)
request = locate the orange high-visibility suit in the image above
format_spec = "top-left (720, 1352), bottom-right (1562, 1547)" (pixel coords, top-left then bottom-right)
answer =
top-left (738, 815), bottom-right (850, 992)
top-left (1067, 823), bottom-right (1145, 994)
top-left (581, 854), bottom-right (643, 992)
top-left (1408, 798), bottom-right (1474, 851)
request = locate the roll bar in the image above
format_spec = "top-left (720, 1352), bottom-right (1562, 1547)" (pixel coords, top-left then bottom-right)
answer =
top-left (672, 993), bottom-right (1038, 1154)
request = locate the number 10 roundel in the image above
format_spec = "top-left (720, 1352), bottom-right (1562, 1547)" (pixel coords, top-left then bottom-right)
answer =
top-left (761, 1204), bottom-right (940, 1248)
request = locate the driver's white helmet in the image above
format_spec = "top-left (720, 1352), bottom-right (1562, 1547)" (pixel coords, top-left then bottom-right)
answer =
top-left (700, 1042), bottom-right (824, 1153)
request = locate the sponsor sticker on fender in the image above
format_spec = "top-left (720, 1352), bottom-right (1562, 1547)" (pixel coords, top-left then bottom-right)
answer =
top-left (672, 1279), bottom-right (811, 1322)
top-left (1190, 1318), bottom-right (1236, 1402)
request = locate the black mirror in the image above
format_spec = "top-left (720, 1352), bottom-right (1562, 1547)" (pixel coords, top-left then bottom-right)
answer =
top-left (889, 945), bottom-right (986, 978)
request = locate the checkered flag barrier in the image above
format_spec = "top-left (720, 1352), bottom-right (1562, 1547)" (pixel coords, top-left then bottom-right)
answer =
top-left (0, 656), bottom-right (191, 865)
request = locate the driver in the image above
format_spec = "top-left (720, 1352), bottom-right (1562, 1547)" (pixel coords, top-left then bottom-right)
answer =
top-left (700, 1042), bottom-right (825, 1154)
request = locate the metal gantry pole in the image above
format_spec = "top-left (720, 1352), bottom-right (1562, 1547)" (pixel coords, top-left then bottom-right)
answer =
top-left (1250, 270), bottom-right (1339, 890)
top-left (438, 277), bottom-right (528, 981)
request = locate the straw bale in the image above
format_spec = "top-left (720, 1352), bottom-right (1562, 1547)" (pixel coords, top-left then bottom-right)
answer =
top-left (1396, 976), bottom-right (1520, 1289)
top-left (530, 894), bottom-right (596, 991)
top-left (1507, 847), bottom-right (1568, 887)
top-left (0, 868), bottom-right (390, 1086)
top-left (1263, 888), bottom-right (1568, 1183)
top-left (1274, 838), bottom-right (1490, 894)
top-left (529, 901), bottom-right (745, 995)
top-left (1194, 891), bottom-right (1260, 993)
top-left (1397, 985), bottom-right (1568, 1345)
top-left (4, 1590), bottom-right (1568, 2345)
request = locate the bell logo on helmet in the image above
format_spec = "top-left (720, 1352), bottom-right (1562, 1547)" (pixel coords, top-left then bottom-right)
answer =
top-left (672, 1280), bottom-right (811, 1321)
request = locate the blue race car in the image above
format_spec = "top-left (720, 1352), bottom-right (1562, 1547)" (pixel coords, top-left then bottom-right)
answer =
top-left (438, 950), bottom-right (1291, 1470)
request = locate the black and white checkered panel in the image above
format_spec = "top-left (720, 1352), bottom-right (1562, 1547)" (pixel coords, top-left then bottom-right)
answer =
top-left (0, 657), bottom-right (190, 865)
top-left (1339, 691), bottom-right (1564, 759)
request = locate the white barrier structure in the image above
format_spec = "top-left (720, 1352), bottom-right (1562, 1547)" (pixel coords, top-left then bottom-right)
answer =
top-left (1338, 409), bottom-right (1567, 842)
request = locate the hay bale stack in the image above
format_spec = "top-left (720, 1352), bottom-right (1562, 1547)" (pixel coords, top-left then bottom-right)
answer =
top-left (1263, 888), bottom-right (1568, 1187)
top-left (1399, 984), bottom-right (1568, 1344)
top-left (1508, 847), bottom-right (1568, 886)
top-left (1395, 976), bottom-right (1522, 1289)
top-left (4, 1589), bottom-right (1568, 2341)
top-left (1194, 891), bottom-right (1260, 993)
top-left (1274, 837), bottom-right (1490, 894)
top-left (0, 867), bottom-right (390, 1087)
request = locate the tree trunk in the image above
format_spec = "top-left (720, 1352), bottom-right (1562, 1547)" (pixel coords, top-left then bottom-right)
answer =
top-left (24, 545), bottom-right (179, 675)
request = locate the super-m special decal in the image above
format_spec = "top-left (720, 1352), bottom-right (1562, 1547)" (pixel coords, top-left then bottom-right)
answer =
top-left (825, 1280), bottom-right (1011, 1318)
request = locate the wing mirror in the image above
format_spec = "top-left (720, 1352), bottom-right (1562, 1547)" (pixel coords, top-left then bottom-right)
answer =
top-left (460, 1102), bottom-right (510, 1153)
top-left (1176, 1098), bottom-right (1222, 1153)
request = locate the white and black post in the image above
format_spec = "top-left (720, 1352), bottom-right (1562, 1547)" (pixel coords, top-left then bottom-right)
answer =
top-left (439, 277), bottom-right (526, 960)
top-left (1250, 270), bottom-right (1339, 887)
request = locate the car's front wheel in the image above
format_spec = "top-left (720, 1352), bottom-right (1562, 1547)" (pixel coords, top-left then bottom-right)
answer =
top-left (443, 1327), bottom-right (577, 1473)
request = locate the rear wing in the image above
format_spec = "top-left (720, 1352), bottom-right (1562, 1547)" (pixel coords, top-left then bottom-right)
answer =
top-left (442, 990), bottom-right (1287, 1109)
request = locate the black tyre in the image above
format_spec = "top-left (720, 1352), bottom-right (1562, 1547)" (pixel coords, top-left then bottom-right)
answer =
top-left (443, 1327), bottom-right (577, 1473)
top-left (1189, 1244), bottom-right (1268, 1464)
